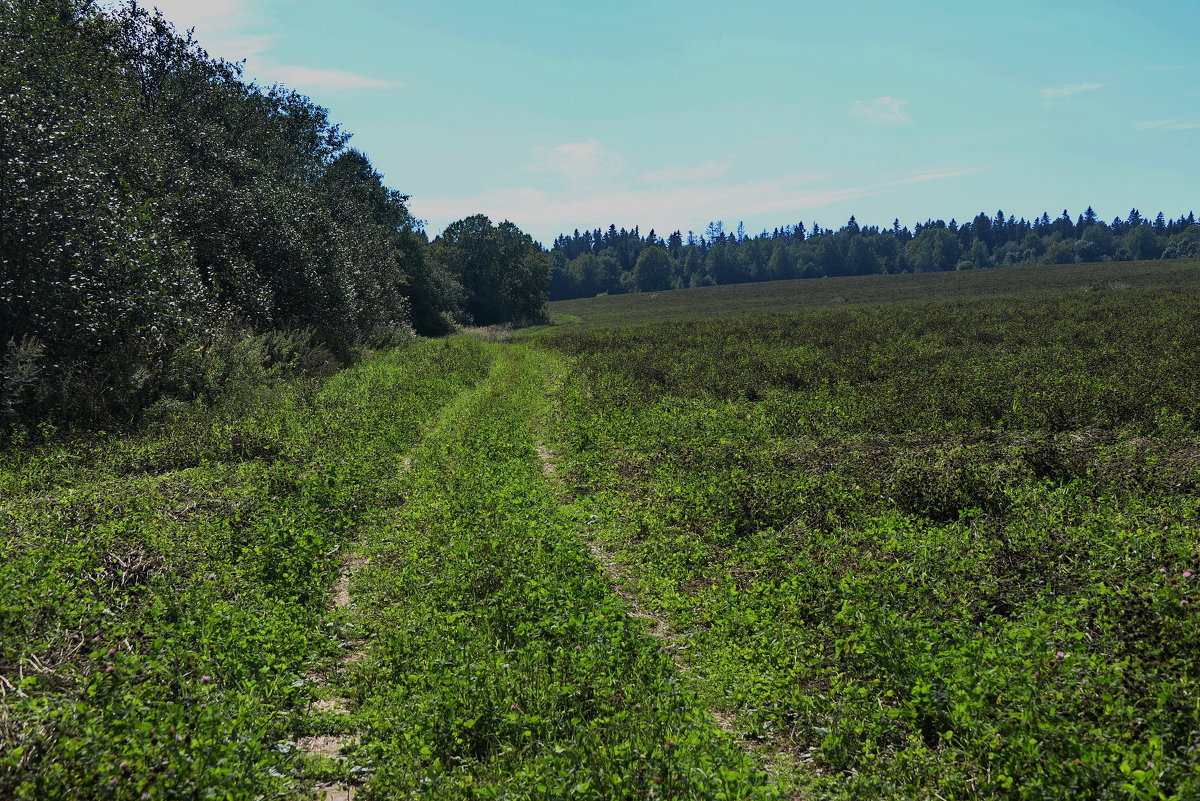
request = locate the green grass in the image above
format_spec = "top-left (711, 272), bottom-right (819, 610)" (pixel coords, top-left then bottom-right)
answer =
top-left (0, 340), bottom-right (494, 798)
top-left (1, 339), bottom-right (771, 799)
top-left (343, 346), bottom-right (769, 798)
top-left (5, 259), bottom-right (1200, 798)
top-left (531, 258), bottom-right (1200, 332)
top-left (534, 260), bottom-right (1200, 799)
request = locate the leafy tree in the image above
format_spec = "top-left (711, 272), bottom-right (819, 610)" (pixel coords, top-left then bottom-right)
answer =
top-left (961, 238), bottom-right (991, 270)
top-left (1121, 225), bottom-right (1163, 261)
top-left (846, 238), bottom-right (881, 275)
top-left (1042, 240), bottom-right (1076, 265)
top-left (1, 0), bottom-right (468, 433)
top-left (905, 228), bottom-right (961, 272)
top-left (634, 246), bottom-right (673, 292)
top-left (1162, 226), bottom-right (1200, 259)
top-left (431, 215), bottom-right (549, 325)
top-left (767, 242), bottom-right (796, 281)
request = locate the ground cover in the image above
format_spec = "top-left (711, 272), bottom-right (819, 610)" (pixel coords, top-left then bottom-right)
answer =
top-left (1, 336), bottom-right (772, 799)
top-left (334, 346), bottom-right (770, 798)
top-left (534, 258), bottom-right (1199, 332)
top-left (537, 262), bottom-right (1200, 799)
top-left (0, 339), bottom-right (494, 798)
top-left (5, 259), bottom-right (1199, 799)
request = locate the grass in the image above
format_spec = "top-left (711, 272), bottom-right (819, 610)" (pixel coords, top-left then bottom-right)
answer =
top-left (529, 258), bottom-right (1200, 332)
top-left (0, 340), bottom-right (494, 798)
top-left (4, 258), bottom-right (1200, 798)
top-left (1, 338), bottom-right (771, 799)
top-left (534, 259), bottom-right (1200, 799)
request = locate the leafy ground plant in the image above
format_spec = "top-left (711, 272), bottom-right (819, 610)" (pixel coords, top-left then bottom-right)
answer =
top-left (536, 262), bottom-right (1200, 800)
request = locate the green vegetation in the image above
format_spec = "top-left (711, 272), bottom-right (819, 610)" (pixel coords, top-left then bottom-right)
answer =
top-left (548, 211), bottom-right (1199, 301)
top-left (0, 340), bottom-right (492, 797)
top-left (4, 8), bottom-right (1199, 792)
top-left (4, 260), bottom-right (1200, 797)
top-left (538, 261), bottom-right (1200, 798)
top-left (537, 258), bottom-right (1199, 332)
top-left (345, 346), bottom-right (768, 798)
top-left (0, 338), bottom-right (769, 799)
top-left (0, 0), bottom-right (550, 437)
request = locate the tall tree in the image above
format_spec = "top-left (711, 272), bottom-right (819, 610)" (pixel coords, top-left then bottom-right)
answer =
top-left (633, 246), bottom-right (672, 292)
top-left (431, 215), bottom-right (550, 326)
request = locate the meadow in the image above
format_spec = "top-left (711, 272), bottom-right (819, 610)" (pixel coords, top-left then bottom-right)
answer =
top-left (3, 259), bottom-right (1199, 799)
top-left (539, 258), bottom-right (1200, 799)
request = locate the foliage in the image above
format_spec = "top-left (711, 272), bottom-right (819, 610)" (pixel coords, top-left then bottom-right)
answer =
top-left (548, 209), bottom-right (1197, 301)
top-left (536, 262), bottom-right (1200, 799)
top-left (0, 1), bottom-right (549, 438)
top-left (0, 338), bottom-right (771, 799)
top-left (430, 215), bottom-right (551, 327)
top-left (347, 345), bottom-right (770, 798)
top-left (0, 339), bottom-right (494, 798)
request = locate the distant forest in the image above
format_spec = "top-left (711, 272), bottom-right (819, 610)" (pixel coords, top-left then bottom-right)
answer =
top-left (549, 209), bottom-right (1200, 300)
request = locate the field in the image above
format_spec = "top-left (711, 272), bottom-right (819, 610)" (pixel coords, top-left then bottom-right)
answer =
top-left (3, 260), bottom-right (1200, 799)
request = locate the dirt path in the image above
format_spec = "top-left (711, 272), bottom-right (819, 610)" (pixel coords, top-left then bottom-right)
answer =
top-left (532, 441), bottom-right (708, 705)
top-left (302, 555), bottom-right (365, 800)
top-left (302, 457), bottom-right (416, 799)
top-left (531, 393), bottom-right (805, 797)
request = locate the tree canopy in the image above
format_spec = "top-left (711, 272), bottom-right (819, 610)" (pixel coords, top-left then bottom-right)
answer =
top-left (547, 207), bottom-right (1198, 301)
top-left (0, 0), bottom-right (549, 435)
top-left (431, 215), bottom-right (550, 327)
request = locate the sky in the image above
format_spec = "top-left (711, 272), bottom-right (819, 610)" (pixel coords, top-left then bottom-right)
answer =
top-left (141, 0), bottom-right (1198, 245)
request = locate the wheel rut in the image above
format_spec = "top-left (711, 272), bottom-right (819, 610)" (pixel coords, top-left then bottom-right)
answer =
top-left (533, 369), bottom-right (805, 796)
top-left (303, 554), bottom-right (365, 800)
top-left (301, 457), bottom-right (413, 800)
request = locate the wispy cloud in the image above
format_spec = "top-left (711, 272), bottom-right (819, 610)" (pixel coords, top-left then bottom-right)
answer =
top-left (140, 0), bottom-right (399, 90)
top-left (881, 166), bottom-right (988, 187)
top-left (850, 96), bottom-right (911, 125)
top-left (1039, 83), bottom-right (1104, 99)
top-left (642, 160), bottom-right (731, 184)
top-left (526, 140), bottom-right (625, 184)
top-left (1135, 118), bottom-right (1200, 131)
top-left (150, 0), bottom-right (247, 29)
top-left (266, 65), bottom-right (402, 90)
top-left (412, 165), bottom-right (984, 242)
top-left (146, 0), bottom-right (271, 59)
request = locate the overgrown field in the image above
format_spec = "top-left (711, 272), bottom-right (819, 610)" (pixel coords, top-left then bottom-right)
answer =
top-left (0, 339), bottom-right (766, 799)
top-left (535, 258), bottom-right (1199, 332)
top-left (539, 263), bottom-right (1200, 799)
top-left (3, 261), bottom-right (1199, 799)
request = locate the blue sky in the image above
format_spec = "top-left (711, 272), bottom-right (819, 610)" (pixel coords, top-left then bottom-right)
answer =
top-left (147, 0), bottom-right (1198, 244)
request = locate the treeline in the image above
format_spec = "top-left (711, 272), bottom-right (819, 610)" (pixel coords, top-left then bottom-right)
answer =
top-left (550, 208), bottom-right (1200, 300)
top-left (0, 0), bottom-right (548, 437)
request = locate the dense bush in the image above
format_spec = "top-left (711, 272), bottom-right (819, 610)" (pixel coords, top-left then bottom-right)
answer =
top-left (0, 0), bottom-right (550, 438)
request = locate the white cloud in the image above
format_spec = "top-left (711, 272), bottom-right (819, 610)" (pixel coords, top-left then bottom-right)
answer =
top-left (145, 0), bottom-right (271, 59)
top-left (1135, 118), bottom-right (1200, 131)
top-left (527, 140), bottom-right (625, 184)
top-left (127, 1), bottom-right (400, 90)
top-left (850, 96), bottom-right (911, 125)
top-left (642, 160), bottom-right (732, 184)
top-left (881, 166), bottom-right (987, 187)
top-left (149, 0), bottom-right (247, 30)
top-left (412, 165), bottom-right (985, 242)
top-left (1039, 83), bottom-right (1104, 98)
top-left (265, 65), bottom-right (402, 90)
